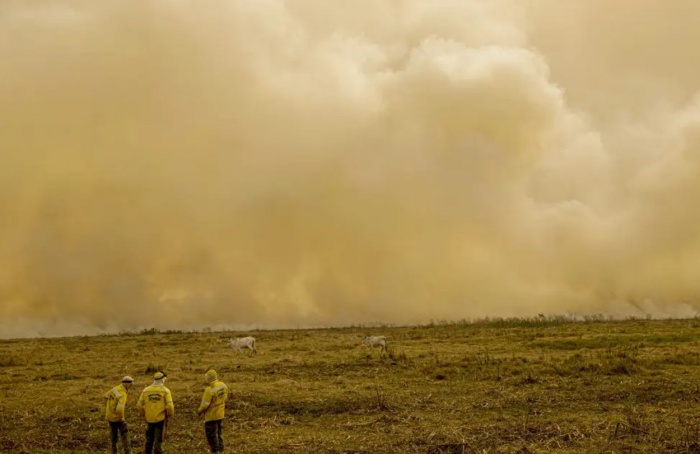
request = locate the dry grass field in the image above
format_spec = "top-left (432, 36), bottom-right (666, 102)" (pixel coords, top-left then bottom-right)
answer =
top-left (3, 317), bottom-right (700, 453)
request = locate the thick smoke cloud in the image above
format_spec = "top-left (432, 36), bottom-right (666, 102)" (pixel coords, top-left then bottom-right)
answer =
top-left (2, 0), bottom-right (700, 337)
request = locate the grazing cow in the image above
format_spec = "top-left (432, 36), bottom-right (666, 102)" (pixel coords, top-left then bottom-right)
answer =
top-left (228, 336), bottom-right (257, 355)
top-left (362, 335), bottom-right (387, 354)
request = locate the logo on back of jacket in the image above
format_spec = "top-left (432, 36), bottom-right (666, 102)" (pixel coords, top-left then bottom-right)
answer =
top-left (148, 394), bottom-right (163, 402)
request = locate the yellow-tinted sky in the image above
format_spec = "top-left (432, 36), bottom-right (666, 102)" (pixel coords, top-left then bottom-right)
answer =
top-left (2, 0), bottom-right (700, 337)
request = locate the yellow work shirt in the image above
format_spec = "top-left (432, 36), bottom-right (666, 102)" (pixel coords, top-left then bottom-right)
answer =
top-left (105, 384), bottom-right (129, 422)
top-left (198, 380), bottom-right (228, 421)
top-left (137, 383), bottom-right (174, 423)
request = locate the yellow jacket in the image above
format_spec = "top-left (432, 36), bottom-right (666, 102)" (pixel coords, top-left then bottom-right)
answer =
top-left (137, 382), bottom-right (174, 423)
top-left (104, 384), bottom-right (129, 422)
top-left (198, 380), bottom-right (228, 421)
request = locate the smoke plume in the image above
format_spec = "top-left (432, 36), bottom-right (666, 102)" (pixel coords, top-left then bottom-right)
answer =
top-left (2, 0), bottom-right (700, 337)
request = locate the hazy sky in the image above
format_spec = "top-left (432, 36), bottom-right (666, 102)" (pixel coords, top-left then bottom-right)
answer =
top-left (2, 1), bottom-right (700, 337)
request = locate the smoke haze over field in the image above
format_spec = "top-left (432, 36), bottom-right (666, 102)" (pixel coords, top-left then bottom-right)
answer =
top-left (2, 0), bottom-right (700, 337)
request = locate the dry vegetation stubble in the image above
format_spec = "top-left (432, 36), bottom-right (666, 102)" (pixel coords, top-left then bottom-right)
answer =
top-left (2, 319), bottom-right (700, 452)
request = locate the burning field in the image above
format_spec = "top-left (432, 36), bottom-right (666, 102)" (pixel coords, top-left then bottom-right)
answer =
top-left (3, 317), bottom-right (700, 453)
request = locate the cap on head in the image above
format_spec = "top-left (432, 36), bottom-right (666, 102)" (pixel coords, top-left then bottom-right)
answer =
top-left (205, 369), bottom-right (218, 382)
top-left (154, 371), bottom-right (167, 380)
top-left (121, 376), bottom-right (134, 384)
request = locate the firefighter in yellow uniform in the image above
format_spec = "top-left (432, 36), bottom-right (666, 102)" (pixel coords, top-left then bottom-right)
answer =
top-left (198, 370), bottom-right (229, 453)
top-left (137, 371), bottom-right (174, 454)
top-left (105, 376), bottom-right (134, 454)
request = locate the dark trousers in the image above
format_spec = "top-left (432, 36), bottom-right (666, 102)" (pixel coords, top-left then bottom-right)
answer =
top-left (205, 419), bottom-right (224, 453)
top-left (108, 421), bottom-right (131, 454)
top-left (145, 420), bottom-right (165, 454)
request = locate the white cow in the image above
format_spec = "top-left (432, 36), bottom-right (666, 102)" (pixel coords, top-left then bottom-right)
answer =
top-left (228, 336), bottom-right (257, 355)
top-left (362, 335), bottom-right (387, 353)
